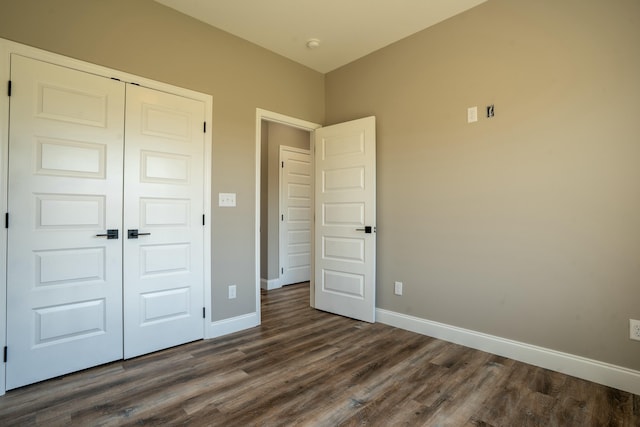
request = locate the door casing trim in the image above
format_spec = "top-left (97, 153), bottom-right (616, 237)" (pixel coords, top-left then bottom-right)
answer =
top-left (255, 109), bottom-right (320, 321)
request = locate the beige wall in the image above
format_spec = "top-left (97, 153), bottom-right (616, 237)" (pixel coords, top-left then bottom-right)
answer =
top-left (326, 0), bottom-right (640, 370)
top-left (2, 0), bottom-right (639, 373)
top-left (0, 0), bottom-right (324, 321)
top-left (264, 123), bottom-right (311, 281)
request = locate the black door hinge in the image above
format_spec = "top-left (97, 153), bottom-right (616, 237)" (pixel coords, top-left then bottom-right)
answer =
top-left (7, 81), bottom-right (11, 97)
top-left (202, 214), bottom-right (205, 226)
top-left (281, 214), bottom-right (284, 221)
top-left (281, 267), bottom-right (284, 274)
top-left (202, 307), bottom-right (206, 319)
top-left (5, 212), bottom-right (8, 229)
top-left (281, 161), bottom-right (284, 168)
top-left (3, 346), bottom-right (7, 363)
top-left (203, 122), bottom-right (206, 133)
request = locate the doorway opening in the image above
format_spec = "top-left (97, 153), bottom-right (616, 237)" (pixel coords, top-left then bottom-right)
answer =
top-left (261, 124), bottom-right (310, 290)
top-left (254, 109), bottom-right (321, 318)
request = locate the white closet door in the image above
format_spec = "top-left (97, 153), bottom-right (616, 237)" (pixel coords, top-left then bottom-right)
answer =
top-left (6, 55), bottom-right (125, 390)
top-left (123, 84), bottom-right (205, 358)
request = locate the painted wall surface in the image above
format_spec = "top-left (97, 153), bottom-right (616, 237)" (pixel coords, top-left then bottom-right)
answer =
top-left (265, 123), bottom-right (310, 281)
top-left (0, 0), bottom-right (324, 321)
top-left (326, 0), bottom-right (640, 370)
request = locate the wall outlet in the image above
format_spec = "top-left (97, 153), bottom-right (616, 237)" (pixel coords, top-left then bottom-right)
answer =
top-left (394, 281), bottom-right (403, 296)
top-left (630, 319), bottom-right (640, 341)
top-left (228, 285), bottom-right (237, 299)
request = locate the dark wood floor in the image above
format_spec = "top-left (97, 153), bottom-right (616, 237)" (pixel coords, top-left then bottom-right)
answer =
top-left (0, 283), bottom-right (637, 426)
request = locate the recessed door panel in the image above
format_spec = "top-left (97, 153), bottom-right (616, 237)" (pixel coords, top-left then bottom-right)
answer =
top-left (141, 150), bottom-right (190, 184)
top-left (323, 167), bottom-right (365, 192)
top-left (288, 182), bottom-right (310, 199)
top-left (36, 195), bottom-right (105, 229)
top-left (323, 203), bottom-right (365, 227)
top-left (289, 253), bottom-right (310, 269)
top-left (140, 244), bottom-right (191, 276)
top-left (140, 288), bottom-right (190, 324)
top-left (289, 229), bottom-right (310, 245)
top-left (141, 198), bottom-right (190, 227)
top-left (36, 138), bottom-right (106, 178)
top-left (36, 247), bottom-right (105, 286)
top-left (322, 236), bottom-right (365, 263)
top-left (321, 132), bottom-right (365, 159)
top-left (322, 270), bottom-right (365, 299)
top-left (37, 83), bottom-right (108, 127)
top-left (288, 206), bottom-right (310, 222)
top-left (142, 104), bottom-right (191, 141)
top-left (35, 299), bottom-right (107, 344)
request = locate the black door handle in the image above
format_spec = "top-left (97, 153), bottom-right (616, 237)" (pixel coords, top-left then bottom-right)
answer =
top-left (355, 226), bottom-right (374, 234)
top-left (96, 229), bottom-right (119, 239)
top-left (128, 229), bottom-right (151, 239)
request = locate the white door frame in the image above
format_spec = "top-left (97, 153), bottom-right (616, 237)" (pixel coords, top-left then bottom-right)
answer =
top-left (255, 109), bottom-right (321, 317)
top-left (0, 38), bottom-right (213, 396)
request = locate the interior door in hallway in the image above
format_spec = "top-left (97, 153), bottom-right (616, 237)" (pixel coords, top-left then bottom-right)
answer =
top-left (314, 117), bottom-right (376, 323)
top-left (280, 147), bottom-right (311, 286)
top-left (5, 55), bottom-right (125, 389)
top-left (123, 84), bottom-right (206, 358)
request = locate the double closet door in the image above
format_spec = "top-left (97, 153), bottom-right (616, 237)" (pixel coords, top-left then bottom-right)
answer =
top-left (5, 55), bottom-right (206, 390)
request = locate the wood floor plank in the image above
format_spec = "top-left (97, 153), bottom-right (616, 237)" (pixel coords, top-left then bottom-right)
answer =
top-left (0, 282), bottom-right (636, 426)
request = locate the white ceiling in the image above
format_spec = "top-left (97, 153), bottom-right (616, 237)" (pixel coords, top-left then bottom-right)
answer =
top-left (154, 0), bottom-right (487, 73)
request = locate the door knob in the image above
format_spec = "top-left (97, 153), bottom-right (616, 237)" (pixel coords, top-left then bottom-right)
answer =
top-left (128, 229), bottom-right (151, 239)
top-left (96, 229), bottom-right (119, 239)
top-left (355, 226), bottom-right (374, 234)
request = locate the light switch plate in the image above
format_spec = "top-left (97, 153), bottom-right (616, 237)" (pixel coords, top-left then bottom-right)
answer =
top-left (467, 106), bottom-right (478, 123)
top-left (219, 193), bottom-right (236, 207)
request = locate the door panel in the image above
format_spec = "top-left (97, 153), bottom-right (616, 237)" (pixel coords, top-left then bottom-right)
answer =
top-left (314, 117), bottom-right (376, 323)
top-left (6, 55), bottom-right (125, 389)
top-left (123, 85), bottom-right (205, 358)
top-left (280, 148), bottom-right (312, 286)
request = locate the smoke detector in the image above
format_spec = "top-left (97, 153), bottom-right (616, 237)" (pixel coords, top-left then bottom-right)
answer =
top-left (306, 39), bottom-right (321, 49)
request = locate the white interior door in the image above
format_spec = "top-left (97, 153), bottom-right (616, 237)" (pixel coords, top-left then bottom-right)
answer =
top-left (280, 147), bottom-right (311, 286)
top-left (6, 55), bottom-right (125, 389)
top-left (314, 116), bottom-right (376, 322)
top-left (123, 84), bottom-right (205, 358)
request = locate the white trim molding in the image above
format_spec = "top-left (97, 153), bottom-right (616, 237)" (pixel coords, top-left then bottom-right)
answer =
top-left (261, 278), bottom-right (282, 291)
top-left (376, 308), bottom-right (640, 396)
top-left (207, 312), bottom-right (260, 339)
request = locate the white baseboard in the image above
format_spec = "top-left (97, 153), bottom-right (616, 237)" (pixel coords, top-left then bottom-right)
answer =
top-left (376, 308), bottom-right (640, 396)
top-left (206, 311), bottom-right (259, 339)
top-left (260, 278), bottom-right (282, 290)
